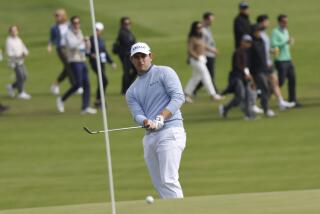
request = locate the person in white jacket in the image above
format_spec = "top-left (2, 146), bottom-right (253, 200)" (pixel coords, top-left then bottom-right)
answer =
top-left (6, 25), bottom-right (31, 99)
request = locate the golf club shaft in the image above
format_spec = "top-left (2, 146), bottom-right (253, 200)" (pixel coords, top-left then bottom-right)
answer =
top-left (83, 126), bottom-right (143, 134)
top-left (100, 126), bottom-right (143, 133)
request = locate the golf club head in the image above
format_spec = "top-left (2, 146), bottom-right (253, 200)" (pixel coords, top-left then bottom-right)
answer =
top-left (83, 126), bottom-right (97, 134)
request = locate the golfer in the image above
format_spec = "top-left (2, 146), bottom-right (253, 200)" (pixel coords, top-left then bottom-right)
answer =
top-left (126, 42), bottom-right (186, 199)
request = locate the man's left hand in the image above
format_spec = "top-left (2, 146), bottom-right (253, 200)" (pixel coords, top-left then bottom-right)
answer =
top-left (153, 115), bottom-right (164, 130)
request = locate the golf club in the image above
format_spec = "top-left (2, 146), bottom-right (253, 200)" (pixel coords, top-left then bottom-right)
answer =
top-left (83, 126), bottom-right (144, 134)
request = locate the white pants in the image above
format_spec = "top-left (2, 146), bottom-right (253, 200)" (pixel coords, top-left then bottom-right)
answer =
top-left (185, 55), bottom-right (217, 96)
top-left (143, 127), bottom-right (186, 199)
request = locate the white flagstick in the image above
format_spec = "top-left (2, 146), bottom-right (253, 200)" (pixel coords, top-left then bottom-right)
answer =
top-left (89, 0), bottom-right (116, 214)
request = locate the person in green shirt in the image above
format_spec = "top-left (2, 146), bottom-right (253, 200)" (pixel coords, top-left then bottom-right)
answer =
top-left (271, 14), bottom-right (301, 107)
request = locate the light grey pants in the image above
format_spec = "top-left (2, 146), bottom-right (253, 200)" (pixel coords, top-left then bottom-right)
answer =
top-left (12, 63), bottom-right (27, 93)
top-left (143, 127), bottom-right (186, 199)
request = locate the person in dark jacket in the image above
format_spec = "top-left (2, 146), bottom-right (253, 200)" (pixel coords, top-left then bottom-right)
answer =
top-left (88, 22), bottom-right (116, 108)
top-left (48, 9), bottom-right (73, 95)
top-left (250, 25), bottom-right (275, 117)
top-left (114, 17), bottom-right (137, 94)
top-left (219, 35), bottom-right (255, 119)
top-left (233, 2), bottom-right (251, 49)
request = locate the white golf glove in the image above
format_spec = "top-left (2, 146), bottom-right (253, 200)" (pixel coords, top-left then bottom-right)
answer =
top-left (152, 115), bottom-right (164, 131)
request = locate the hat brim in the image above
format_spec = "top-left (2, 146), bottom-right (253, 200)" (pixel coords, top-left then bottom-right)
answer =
top-left (130, 50), bottom-right (151, 57)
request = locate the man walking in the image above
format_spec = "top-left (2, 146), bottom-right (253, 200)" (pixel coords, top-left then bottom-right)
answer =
top-left (271, 14), bottom-right (301, 107)
top-left (56, 16), bottom-right (96, 114)
top-left (233, 1), bottom-right (251, 49)
top-left (88, 22), bottom-right (116, 108)
top-left (48, 9), bottom-right (73, 95)
top-left (126, 42), bottom-right (186, 199)
top-left (194, 11), bottom-right (218, 94)
top-left (256, 14), bottom-right (295, 110)
top-left (250, 25), bottom-right (275, 117)
top-left (219, 35), bottom-right (255, 119)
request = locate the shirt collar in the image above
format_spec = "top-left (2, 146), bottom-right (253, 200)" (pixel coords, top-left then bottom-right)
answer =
top-left (138, 64), bottom-right (153, 77)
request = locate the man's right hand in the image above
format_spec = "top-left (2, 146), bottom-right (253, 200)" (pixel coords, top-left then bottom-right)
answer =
top-left (143, 119), bottom-right (156, 130)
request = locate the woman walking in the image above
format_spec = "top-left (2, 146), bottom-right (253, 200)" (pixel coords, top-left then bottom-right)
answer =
top-left (6, 25), bottom-right (31, 100)
top-left (184, 21), bottom-right (222, 103)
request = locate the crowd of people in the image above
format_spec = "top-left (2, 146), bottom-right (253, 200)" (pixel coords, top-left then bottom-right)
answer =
top-left (0, 2), bottom-right (301, 118)
top-left (184, 2), bottom-right (301, 120)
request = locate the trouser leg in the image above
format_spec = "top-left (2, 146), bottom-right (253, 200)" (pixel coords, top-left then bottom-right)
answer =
top-left (193, 57), bottom-right (215, 94)
top-left (186, 58), bottom-right (216, 96)
top-left (184, 61), bottom-right (203, 95)
top-left (81, 64), bottom-right (90, 110)
top-left (275, 61), bottom-right (286, 87)
top-left (244, 81), bottom-right (255, 118)
top-left (91, 61), bottom-right (107, 100)
top-left (56, 47), bottom-right (74, 84)
top-left (224, 79), bottom-right (244, 113)
top-left (157, 128), bottom-right (186, 198)
top-left (143, 134), bottom-right (163, 197)
top-left (62, 62), bottom-right (82, 102)
top-left (287, 62), bottom-right (297, 102)
top-left (144, 128), bottom-right (186, 199)
top-left (13, 64), bottom-right (27, 93)
top-left (254, 73), bottom-right (270, 113)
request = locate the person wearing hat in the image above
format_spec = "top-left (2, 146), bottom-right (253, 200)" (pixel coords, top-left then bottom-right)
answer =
top-left (219, 34), bottom-right (255, 119)
top-left (250, 24), bottom-right (275, 117)
top-left (88, 22), bottom-right (117, 108)
top-left (126, 42), bottom-right (186, 199)
top-left (233, 1), bottom-right (252, 49)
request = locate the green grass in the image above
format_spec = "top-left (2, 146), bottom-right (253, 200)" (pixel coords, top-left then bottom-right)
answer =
top-left (1, 189), bottom-right (320, 214)
top-left (0, 0), bottom-right (320, 212)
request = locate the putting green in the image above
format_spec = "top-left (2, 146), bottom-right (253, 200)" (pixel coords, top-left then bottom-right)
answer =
top-left (1, 189), bottom-right (320, 214)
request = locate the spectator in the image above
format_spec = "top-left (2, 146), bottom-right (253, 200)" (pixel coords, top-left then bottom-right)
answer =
top-left (184, 21), bottom-right (223, 103)
top-left (56, 16), bottom-right (96, 114)
top-left (48, 9), bottom-right (73, 95)
top-left (6, 25), bottom-right (31, 100)
top-left (219, 35), bottom-right (255, 119)
top-left (88, 22), bottom-right (116, 108)
top-left (271, 14), bottom-right (301, 107)
top-left (257, 15), bottom-right (295, 110)
top-left (194, 11), bottom-right (219, 94)
top-left (113, 17), bottom-right (137, 94)
top-left (233, 1), bottom-right (251, 49)
top-left (250, 24), bottom-right (275, 117)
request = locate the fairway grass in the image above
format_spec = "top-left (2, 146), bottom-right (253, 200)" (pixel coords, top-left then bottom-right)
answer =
top-left (1, 189), bottom-right (320, 214)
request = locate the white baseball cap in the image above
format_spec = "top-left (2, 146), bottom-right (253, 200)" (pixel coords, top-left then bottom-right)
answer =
top-left (242, 34), bottom-right (252, 42)
top-left (130, 42), bottom-right (151, 56)
top-left (95, 22), bottom-right (104, 31)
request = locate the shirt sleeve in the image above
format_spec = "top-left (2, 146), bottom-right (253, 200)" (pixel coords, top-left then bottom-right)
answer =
top-left (49, 26), bottom-right (55, 45)
top-left (162, 67), bottom-right (185, 115)
top-left (6, 39), bottom-right (15, 57)
top-left (125, 88), bottom-right (147, 126)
